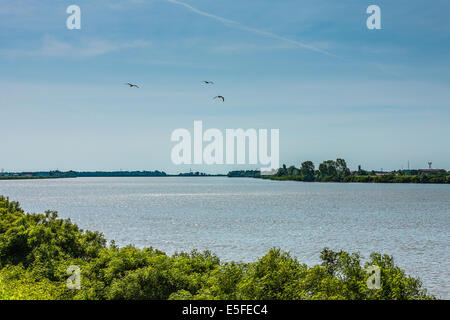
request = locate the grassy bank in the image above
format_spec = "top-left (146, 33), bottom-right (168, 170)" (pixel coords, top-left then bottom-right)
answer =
top-left (0, 195), bottom-right (434, 300)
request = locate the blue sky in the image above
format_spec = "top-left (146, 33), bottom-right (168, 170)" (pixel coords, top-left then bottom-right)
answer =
top-left (1, 0), bottom-right (449, 173)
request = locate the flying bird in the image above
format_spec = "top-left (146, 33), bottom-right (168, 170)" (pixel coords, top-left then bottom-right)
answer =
top-left (213, 95), bottom-right (225, 102)
top-left (125, 83), bottom-right (140, 88)
top-left (203, 81), bottom-right (214, 85)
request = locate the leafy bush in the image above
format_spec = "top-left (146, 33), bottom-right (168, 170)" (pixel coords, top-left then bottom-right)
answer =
top-left (0, 196), bottom-right (435, 300)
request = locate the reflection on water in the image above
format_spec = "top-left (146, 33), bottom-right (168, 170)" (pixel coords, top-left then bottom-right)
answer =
top-left (1, 177), bottom-right (449, 298)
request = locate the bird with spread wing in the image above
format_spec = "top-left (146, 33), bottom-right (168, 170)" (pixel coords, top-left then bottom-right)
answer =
top-left (125, 83), bottom-right (140, 88)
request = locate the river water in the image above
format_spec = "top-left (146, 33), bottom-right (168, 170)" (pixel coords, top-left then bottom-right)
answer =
top-left (1, 177), bottom-right (448, 298)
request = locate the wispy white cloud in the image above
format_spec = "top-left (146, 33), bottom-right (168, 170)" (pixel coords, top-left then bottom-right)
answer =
top-left (165, 0), bottom-right (338, 57)
top-left (0, 36), bottom-right (151, 58)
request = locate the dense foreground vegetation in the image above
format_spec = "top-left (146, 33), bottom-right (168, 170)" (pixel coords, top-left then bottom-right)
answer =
top-left (261, 159), bottom-right (450, 184)
top-left (0, 196), bottom-right (434, 300)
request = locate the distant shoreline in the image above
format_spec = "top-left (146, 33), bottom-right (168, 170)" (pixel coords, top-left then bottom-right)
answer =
top-left (0, 174), bottom-right (226, 180)
top-left (0, 176), bottom-right (228, 180)
top-left (2, 175), bottom-right (450, 184)
top-left (0, 176), bottom-right (77, 180)
top-left (1, 163), bottom-right (449, 185)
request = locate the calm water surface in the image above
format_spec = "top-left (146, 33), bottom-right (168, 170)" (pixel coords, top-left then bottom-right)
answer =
top-left (0, 177), bottom-right (449, 298)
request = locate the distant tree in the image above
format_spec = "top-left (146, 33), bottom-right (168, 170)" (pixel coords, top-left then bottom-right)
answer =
top-left (276, 164), bottom-right (288, 176)
top-left (300, 161), bottom-right (315, 181)
top-left (336, 158), bottom-right (350, 177)
top-left (287, 166), bottom-right (299, 176)
top-left (319, 160), bottom-right (337, 178)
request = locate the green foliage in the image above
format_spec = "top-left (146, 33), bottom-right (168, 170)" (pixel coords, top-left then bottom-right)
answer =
top-left (300, 161), bottom-right (315, 181)
top-left (0, 196), bottom-right (105, 281)
top-left (227, 170), bottom-right (261, 178)
top-left (262, 158), bottom-right (449, 184)
top-left (0, 265), bottom-right (64, 300)
top-left (319, 160), bottom-right (338, 179)
top-left (237, 248), bottom-right (307, 300)
top-left (0, 196), bottom-right (435, 300)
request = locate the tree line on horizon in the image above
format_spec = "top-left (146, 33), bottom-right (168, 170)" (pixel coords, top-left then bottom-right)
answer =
top-left (0, 170), bottom-right (168, 179)
top-left (228, 158), bottom-right (450, 184)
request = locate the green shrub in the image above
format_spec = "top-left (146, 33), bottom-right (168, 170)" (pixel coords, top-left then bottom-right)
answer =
top-left (0, 196), bottom-right (435, 300)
